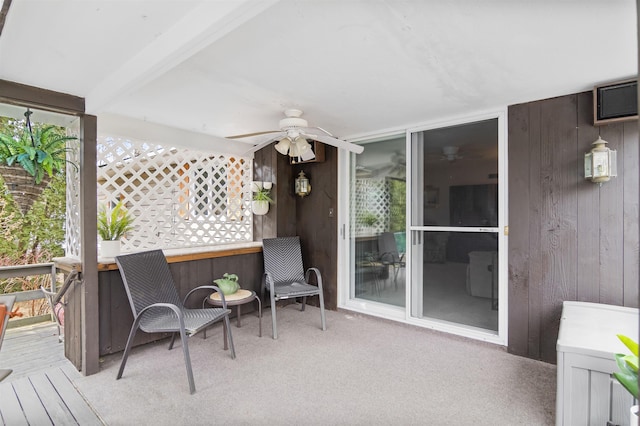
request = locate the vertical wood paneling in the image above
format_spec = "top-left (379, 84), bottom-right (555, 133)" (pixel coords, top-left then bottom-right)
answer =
top-left (276, 152), bottom-right (296, 237)
top-left (599, 124), bottom-right (625, 305)
top-left (540, 95), bottom-right (579, 362)
top-left (294, 145), bottom-right (338, 309)
top-left (622, 120), bottom-right (640, 307)
top-left (65, 279), bottom-right (82, 370)
top-left (252, 148), bottom-right (265, 240)
top-left (98, 272), bottom-right (112, 354)
top-left (507, 103), bottom-right (531, 357)
top-left (576, 91), bottom-right (601, 302)
top-left (527, 101), bottom-right (543, 359)
top-left (508, 90), bottom-right (639, 363)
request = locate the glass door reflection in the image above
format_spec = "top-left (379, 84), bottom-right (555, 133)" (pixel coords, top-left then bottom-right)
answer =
top-left (350, 136), bottom-right (406, 308)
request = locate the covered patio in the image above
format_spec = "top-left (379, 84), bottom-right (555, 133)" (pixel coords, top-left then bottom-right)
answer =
top-left (0, 1), bottom-right (637, 425)
top-left (0, 305), bottom-right (555, 425)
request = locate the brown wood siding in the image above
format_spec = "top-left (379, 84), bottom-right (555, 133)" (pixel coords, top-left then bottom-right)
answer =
top-left (253, 144), bottom-right (339, 310)
top-left (293, 145), bottom-right (338, 310)
top-left (508, 91), bottom-right (639, 363)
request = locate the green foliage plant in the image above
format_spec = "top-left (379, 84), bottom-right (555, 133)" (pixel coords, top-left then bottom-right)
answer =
top-left (253, 187), bottom-right (273, 203)
top-left (0, 117), bottom-right (77, 184)
top-left (360, 211), bottom-right (379, 227)
top-left (613, 334), bottom-right (639, 399)
top-left (97, 201), bottom-right (135, 241)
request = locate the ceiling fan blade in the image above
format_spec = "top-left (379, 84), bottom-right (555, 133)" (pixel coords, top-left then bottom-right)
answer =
top-left (300, 132), bottom-right (364, 154)
top-left (241, 132), bottom-right (286, 156)
top-left (227, 130), bottom-right (280, 139)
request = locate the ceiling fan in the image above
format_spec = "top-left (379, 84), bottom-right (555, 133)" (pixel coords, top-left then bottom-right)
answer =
top-left (356, 152), bottom-right (405, 179)
top-left (231, 109), bottom-right (364, 159)
top-left (441, 146), bottom-right (463, 162)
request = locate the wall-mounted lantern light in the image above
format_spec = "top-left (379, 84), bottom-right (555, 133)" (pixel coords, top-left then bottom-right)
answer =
top-left (585, 136), bottom-right (617, 184)
top-left (295, 171), bottom-right (311, 197)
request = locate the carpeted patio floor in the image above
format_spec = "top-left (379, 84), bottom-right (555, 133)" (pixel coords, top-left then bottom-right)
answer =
top-left (73, 303), bottom-right (556, 425)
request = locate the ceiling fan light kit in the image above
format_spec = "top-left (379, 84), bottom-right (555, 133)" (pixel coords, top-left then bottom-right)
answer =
top-left (236, 109), bottom-right (365, 158)
top-left (274, 137), bottom-right (291, 155)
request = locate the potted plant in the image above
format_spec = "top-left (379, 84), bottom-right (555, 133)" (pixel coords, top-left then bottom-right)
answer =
top-left (613, 334), bottom-right (639, 425)
top-left (252, 186), bottom-right (273, 215)
top-left (0, 113), bottom-right (77, 214)
top-left (97, 201), bottom-right (135, 257)
top-left (213, 273), bottom-right (240, 295)
top-left (360, 211), bottom-right (378, 235)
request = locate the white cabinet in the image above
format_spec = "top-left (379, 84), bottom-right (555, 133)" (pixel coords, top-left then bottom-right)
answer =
top-left (556, 301), bottom-right (638, 426)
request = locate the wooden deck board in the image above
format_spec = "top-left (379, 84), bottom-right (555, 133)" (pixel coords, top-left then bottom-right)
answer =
top-left (46, 369), bottom-right (102, 425)
top-left (0, 322), bottom-right (103, 425)
top-left (0, 322), bottom-right (69, 382)
top-left (10, 378), bottom-right (52, 425)
top-left (0, 385), bottom-right (28, 426)
top-left (0, 369), bottom-right (104, 425)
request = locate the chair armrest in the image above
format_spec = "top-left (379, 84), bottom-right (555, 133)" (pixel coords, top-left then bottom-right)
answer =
top-left (305, 267), bottom-right (323, 291)
top-left (138, 302), bottom-right (184, 322)
top-left (184, 285), bottom-right (228, 309)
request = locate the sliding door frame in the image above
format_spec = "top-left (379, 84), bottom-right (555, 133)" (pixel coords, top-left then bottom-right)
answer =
top-left (338, 109), bottom-right (508, 347)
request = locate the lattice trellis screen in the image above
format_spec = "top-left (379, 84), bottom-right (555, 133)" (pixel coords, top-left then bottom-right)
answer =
top-left (65, 134), bottom-right (81, 258)
top-left (352, 178), bottom-right (390, 236)
top-left (96, 136), bottom-right (252, 252)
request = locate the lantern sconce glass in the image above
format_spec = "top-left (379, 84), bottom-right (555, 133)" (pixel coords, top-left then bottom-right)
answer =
top-left (295, 171), bottom-right (311, 197)
top-left (584, 136), bottom-right (617, 185)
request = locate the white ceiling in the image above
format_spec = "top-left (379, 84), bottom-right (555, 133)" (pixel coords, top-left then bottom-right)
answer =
top-left (0, 0), bottom-right (636, 156)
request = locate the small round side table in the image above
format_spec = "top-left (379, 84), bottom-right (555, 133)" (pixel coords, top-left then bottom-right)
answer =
top-left (206, 289), bottom-right (262, 349)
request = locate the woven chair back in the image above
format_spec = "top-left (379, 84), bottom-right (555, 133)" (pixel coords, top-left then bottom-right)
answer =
top-left (115, 250), bottom-right (182, 316)
top-left (262, 237), bottom-right (306, 284)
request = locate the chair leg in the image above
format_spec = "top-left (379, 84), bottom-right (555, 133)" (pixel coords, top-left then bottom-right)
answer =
top-left (117, 319), bottom-right (142, 380)
top-left (318, 291), bottom-right (326, 332)
top-left (223, 315), bottom-right (236, 359)
top-left (301, 296), bottom-right (306, 311)
top-left (270, 293), bottom-right (278, 339)
top-left (177, 326), bottom-right (196, 394)
top-left (169, 332), bottom-right (177, 350)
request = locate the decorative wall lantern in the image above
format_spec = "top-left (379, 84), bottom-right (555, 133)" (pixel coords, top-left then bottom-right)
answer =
top-left (295, 171), bottom-right (311, 197)
top-left (584, 136), bottom-right (617, 184)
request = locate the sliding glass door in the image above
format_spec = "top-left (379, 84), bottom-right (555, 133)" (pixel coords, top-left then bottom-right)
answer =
top-left (410, 118), bottom-right (501, 333)
top-left (348, 135), bottom-right (406, 308)
top-left (342, 113), bottom-right (505, 341)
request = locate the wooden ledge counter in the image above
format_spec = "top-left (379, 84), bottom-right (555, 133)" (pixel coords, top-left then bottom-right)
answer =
top-left (97, 242), bottom-right (263, 271)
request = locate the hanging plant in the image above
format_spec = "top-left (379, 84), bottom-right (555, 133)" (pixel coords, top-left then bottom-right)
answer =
top-left (252, 186), bottom-right (273, 215)
top-left (0, 109), bottom-right (77, 185)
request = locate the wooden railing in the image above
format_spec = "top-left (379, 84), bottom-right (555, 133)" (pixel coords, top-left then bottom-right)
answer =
top-left (0, 263), bottom-right (58, 328)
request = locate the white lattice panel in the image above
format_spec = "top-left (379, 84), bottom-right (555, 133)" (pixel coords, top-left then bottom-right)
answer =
top-left (97, 136), bottom-right (252, 252)
top-left (65, 135), bottom-right (81, 257)
top-left (352, 178), bottom-right (390, 236)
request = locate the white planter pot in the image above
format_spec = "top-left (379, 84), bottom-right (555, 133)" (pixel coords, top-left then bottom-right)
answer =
top-left (100, 240), bottom-right (121, 258)
top-left (252, 200), bottom-right (269, 215)
top-left (631, 405), bottom-right (638, 426)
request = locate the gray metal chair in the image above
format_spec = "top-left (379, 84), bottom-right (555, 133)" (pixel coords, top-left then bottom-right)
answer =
top-left (262, 236), bottom-right (326, 339)
top-left (115, 249), bottom-right (235, 394)
top-left (377, 232), bottom-right (405, 289)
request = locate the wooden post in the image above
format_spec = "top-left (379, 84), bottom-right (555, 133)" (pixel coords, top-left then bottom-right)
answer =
top-left (80, 115), bottom-right (99, 375)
